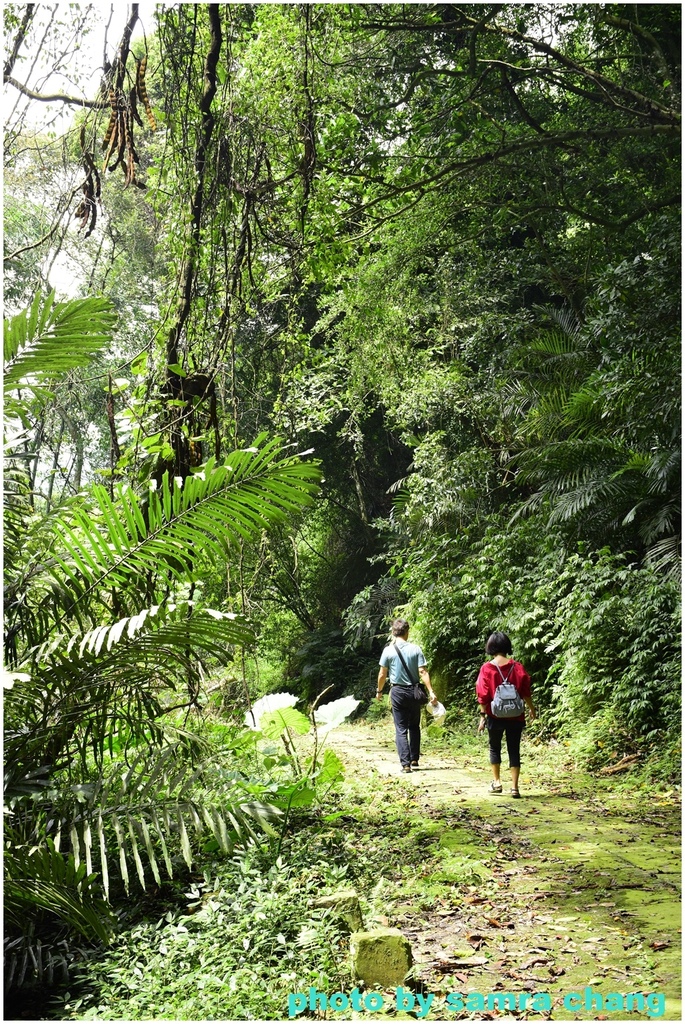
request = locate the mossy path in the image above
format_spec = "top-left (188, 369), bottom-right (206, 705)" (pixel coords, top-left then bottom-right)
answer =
top-left (326, 722), bottom-right (681, 1021)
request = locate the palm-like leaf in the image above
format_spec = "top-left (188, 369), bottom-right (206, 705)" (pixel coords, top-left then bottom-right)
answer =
top-left (9, 744), bottom-right (281, 903)
top-left (3, 290), bottom-right (116, 391)
top-left (7, 439), bottom-right (320, 649)
top-left (6, 603), bottom-right (257, 775)
top-left (4, 935), bottom-right (73, 990)
top-left (74, 744), bottom-right (280, 897)
top-left (511, 307), bottom-right (680, 573)
top-left (4, 838), bottom-right (115, 943)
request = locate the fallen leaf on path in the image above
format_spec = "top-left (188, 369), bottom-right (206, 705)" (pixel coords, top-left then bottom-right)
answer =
top-left (508, 970), bottom-right (551, 983)
top-left (649, 940), bottom-right (670, 950)
top-left (486, 917), bottom-right (513, 928)
top-left (520, 957), bottom-right (552, 969)
top-left (437, 956), bottom-right (487, 968)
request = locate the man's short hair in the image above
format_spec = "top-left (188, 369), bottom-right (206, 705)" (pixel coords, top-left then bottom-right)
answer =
top-left (486, 631), bottom-right (513, 656)
top-left (391, 618), bottom-right (410, 637)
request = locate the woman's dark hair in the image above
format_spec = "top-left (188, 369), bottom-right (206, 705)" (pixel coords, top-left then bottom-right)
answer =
top-left (391, 618), bottom-right (410, 637)
top-left (485, 631), bottom-right (512, 656)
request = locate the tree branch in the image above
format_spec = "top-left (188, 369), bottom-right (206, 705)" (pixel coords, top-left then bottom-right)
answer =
top-left (113, 4), bottom-right (139, 90)
top-left (500, 69), bottom-right (547, 133)
top-left (469, 5), bottom-right (504, 76)
top-left (6, 185), bottom-right (83, 261)
top-left (167, 4), bottom-right (222, 369)
top-left (5, 6), bottom-right (140, 111)
top-left (357, 11), bottom-right (679, 124)
top-left (344, 125), bottom-right (679, 222)
top-left (600, 13), bottom-right (673, 92)
top-left (478, 17), bottom-right (679, 125)
top-left (4, 75), bottom-right (107, 108)
top-left (4, 4), bottom-right (36, 81)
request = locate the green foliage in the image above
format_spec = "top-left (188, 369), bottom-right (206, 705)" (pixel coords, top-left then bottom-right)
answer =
top-left (260, 706), bottom-right (311, 742)
top-left (5, 839), bottom-right (115, 944)
top-left (57, 851), bottom-right (351, 1021)
top-left (6, 439), bottom-right (320, 653)
top-left (289, 626), bottom-right (375, 703)
top-left (3, 290), bottom-right (116, 393)
top-left (544, 550), bottom-right (681, 758)
top-left (4, 294), bottom-right (322, 990)
top-left (3, 3), bottom-right (681, 1004)
top-left (401, 524), bottom-right (680, 769)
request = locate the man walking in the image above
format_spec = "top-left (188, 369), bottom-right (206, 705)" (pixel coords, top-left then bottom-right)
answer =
top-left (377, 619), bottom-right (438, 772)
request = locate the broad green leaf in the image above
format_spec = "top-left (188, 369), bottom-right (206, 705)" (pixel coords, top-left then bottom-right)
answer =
top-left (316, 748), bottom-right (345, 786)
top-left (260, 706), bottom-right (311, 741)
top-left (245, 691), bottom-right (299, 730)
top-left (4, 292), bottom-right (116, 391)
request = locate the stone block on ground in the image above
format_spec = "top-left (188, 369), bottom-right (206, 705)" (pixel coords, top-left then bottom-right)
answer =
top-left (350, 927), bottom-right (412, 987)
top-left (314, 890), bottom-right (364, 932)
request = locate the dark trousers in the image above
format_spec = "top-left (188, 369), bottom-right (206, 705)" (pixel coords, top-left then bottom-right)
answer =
top-left (487, 718), bottom-right (524, 768)
top-left (390, 686), bottom-right (423, 766)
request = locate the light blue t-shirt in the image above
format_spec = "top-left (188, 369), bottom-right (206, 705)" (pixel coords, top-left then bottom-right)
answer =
top-left (379, 640), bottom-right (427, 687)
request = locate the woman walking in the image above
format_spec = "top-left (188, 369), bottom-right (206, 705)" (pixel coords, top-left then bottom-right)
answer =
top-left (476, 631), bottom-right (535, 798)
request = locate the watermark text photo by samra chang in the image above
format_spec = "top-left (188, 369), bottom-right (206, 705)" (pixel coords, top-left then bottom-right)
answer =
top-left (287, 984), bottom-right (667, 1018)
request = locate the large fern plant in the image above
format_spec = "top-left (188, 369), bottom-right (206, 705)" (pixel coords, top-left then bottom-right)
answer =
top-left (509, 308), bottom-right (680, 578)
top-left (4, 293), bottom-right (321, 988)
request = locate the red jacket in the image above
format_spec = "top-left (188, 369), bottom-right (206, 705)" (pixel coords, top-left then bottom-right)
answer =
top-left (476, 660), bottom-right (531, 721)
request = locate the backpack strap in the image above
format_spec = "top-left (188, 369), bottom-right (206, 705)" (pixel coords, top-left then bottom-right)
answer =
top-left (492, 660), bottom-right (514, 684)
top-left (393, 642), bottom-right (419, 685)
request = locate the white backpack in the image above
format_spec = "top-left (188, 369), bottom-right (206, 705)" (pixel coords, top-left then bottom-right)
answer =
top-left (490, 662), bottom-right (525, 718)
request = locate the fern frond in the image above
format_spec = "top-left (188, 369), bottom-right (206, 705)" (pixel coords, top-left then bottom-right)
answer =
top-left (4, 291), bottom-right (116, 391)
top-left (5, 603), bottom-right (257, 774)
top-left (547, 475), bottom-right (629, 523)
top-left (532, 303), bottom-right (583, 339)
top-left (4, 839), bottom-right (115, 943)
top-left (645, 534), bottom-right (681, 580)
top-left (39, 744), bottom-right (284, 896)
top-left (45, 440), bottom-right (320, 625)
top-left (528, 328), bottom-right (581, 357)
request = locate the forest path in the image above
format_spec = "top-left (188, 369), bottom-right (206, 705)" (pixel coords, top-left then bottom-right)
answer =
top-left (326, 721), bottom-right (681, 1021)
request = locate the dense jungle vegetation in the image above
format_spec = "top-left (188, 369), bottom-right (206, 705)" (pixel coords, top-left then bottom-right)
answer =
top-left (3, 2), bottom-right (680, 1014)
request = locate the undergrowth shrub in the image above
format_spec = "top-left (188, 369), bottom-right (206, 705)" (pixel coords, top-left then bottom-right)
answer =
top-left (57, 850), bottom-right (350, 1021)
top-left (391, 520), bottom-right (680, 773)
top-left (545, 550), bottom-right (681, 769)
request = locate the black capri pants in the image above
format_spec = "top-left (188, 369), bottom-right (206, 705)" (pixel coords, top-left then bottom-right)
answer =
top-left (486, 717), bottom-right (524, 768)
